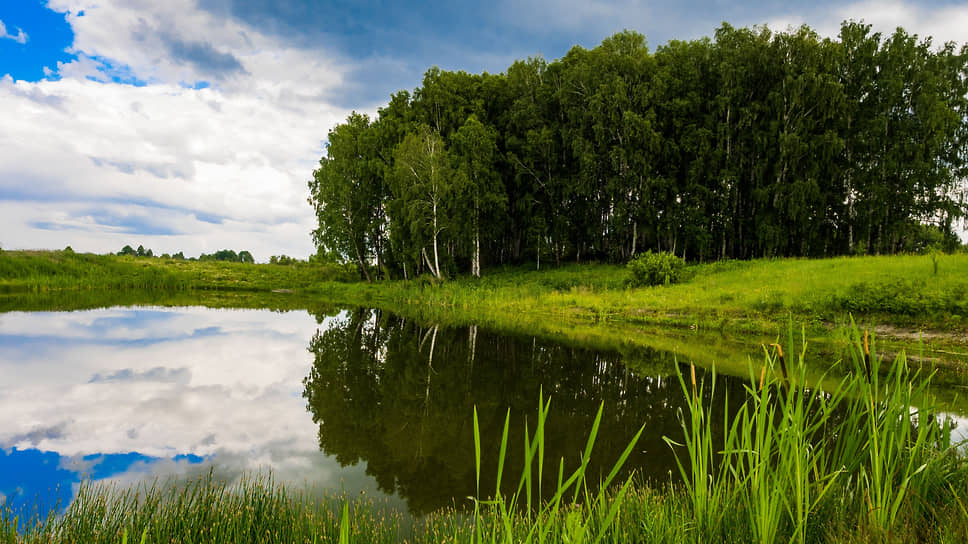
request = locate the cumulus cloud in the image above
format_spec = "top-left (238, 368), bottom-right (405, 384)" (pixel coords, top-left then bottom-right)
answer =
top-left (761, 0), bottom-right (968, 46)
top-left (0, 19), bottom-right (29, 44)
top-left (1, 1), bottom-right (352, 259)
top-left (498, 0), bottom-right (653, 37)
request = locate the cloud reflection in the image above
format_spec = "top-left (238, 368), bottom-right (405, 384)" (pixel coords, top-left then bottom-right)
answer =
top-left (0, 307), bottom-right (406, 515)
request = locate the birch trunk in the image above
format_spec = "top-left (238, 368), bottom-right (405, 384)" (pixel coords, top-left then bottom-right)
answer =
top-left (432, 200), bottom-right (441, 279)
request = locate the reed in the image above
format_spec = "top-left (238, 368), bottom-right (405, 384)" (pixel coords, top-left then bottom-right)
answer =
top-left (469, 391), bottom-right (644, 543)
top-left (666, 324), bottom-right (968, 543)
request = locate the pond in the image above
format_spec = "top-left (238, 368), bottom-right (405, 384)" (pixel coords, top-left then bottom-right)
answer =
top-left (2, 303), bottom-right (966, 520)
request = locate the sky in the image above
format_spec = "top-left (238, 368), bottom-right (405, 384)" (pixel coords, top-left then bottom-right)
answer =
top-left (1, 1), bottom-right (967, 261)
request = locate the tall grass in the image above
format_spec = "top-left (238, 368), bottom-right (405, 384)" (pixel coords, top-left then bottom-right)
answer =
top-left (469, 392), bottom-right (644, 543)
top-left (3, 473), bottom-right (401, 544)
top-left (666, 324), bottom-right (967, 543)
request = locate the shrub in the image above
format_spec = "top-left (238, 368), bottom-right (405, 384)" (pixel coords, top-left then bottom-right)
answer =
top-left (626, 251), bottom-right (685, 287)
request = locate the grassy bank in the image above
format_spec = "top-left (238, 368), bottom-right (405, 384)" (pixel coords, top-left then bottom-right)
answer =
top-left (3, 334), bottom-right (967, 543)
top-left (4, 250), bottom-right (968, 373)
top-left (0, 250), bottom-right (354, 293)
top-left (305, 254), bottom-right (968, 339)
top-left (4, 250), bottom-right (966, 338)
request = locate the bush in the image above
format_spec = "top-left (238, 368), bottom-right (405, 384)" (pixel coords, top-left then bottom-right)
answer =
top-left (626, 251), bottom-right (685, 287)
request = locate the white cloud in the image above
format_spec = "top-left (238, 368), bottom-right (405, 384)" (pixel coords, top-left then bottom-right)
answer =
top-left (0, 19), bottom-right (29, 44)
top-left (1, 1), bottom-right (354, 259)
top-left (762, 1), bottom-right (968, 47)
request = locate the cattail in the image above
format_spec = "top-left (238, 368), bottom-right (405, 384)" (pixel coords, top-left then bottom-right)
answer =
top-left (689, 362), bottom-right (697, 399)
top-left (771, 343), bottom-right (789, 386)
top-left (863, 330), bottom-right (872, 379)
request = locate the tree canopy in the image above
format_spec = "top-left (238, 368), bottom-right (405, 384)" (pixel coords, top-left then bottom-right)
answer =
top-left (310, 22), bottom-right (968, 280)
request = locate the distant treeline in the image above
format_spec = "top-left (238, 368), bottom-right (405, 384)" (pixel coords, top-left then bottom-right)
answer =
top-left (117, 245), bottom-right (254, 263)
top-left (115, 245), bottom-right (318, 265)
top-left (310, 22), bottom-right (968, 281)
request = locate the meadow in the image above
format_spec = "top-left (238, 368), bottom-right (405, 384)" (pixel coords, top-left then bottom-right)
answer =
top-left (0, 249), bottom-right (354, 293)
top-left (3, 331), bottom-right (967, 543)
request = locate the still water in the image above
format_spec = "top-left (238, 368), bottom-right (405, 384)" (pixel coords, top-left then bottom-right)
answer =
top-left (1, 305), bottom-right (964, 519)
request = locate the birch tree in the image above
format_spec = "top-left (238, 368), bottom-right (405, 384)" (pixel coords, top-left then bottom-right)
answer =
top-left (392, 125), bottom-right (452, 280)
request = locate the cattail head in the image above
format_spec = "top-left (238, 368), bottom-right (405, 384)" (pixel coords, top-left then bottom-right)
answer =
top-left (689, 362), bottom-right (697, 398)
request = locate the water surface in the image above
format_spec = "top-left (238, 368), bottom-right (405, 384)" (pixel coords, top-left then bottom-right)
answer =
top-left (2, 304), bottom-right (965, 520)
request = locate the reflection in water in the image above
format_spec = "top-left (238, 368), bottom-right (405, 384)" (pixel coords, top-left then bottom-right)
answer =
top-left (5, 304), bottom-right (962, 521)
top-left (302, 308), bottom-right (747, 515)
top-left (0, 306), bottom-right (406, 520)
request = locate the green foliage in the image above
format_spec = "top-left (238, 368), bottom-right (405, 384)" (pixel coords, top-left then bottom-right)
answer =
top-left (311, 22), bottom-right (968, 279)
top-left (664, 327), bottom-right (966, 543)
top-left (308, 112), bottom-right (385, 281)
top-left (836, 278), bottom-right (968, 316)
top-left (198, 249), bottom-right (255, 263)
top-left (626, 251), bottom-right (686, 287)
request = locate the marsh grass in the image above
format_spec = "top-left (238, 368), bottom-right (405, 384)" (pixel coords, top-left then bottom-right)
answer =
top-left (665, 324), bottom-right (968, 543)
top-left (469, 393), bottom-right (644, 543)
top-left (3, 326), bottom-right (968, 543)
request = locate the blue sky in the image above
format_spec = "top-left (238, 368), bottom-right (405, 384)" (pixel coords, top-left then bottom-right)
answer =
top-left (1, 0), bottom-right (966, 259)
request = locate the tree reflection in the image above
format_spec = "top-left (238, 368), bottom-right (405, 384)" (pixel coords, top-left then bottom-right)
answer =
top-left (302, 308), bottom-right (744, 515)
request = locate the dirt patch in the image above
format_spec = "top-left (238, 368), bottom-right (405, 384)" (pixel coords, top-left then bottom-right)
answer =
top-left (873, 324), bottom-right (968, 345)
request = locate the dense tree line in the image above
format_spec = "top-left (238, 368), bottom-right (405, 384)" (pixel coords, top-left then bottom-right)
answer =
top-left (309, 22), bottom-right (968, 280)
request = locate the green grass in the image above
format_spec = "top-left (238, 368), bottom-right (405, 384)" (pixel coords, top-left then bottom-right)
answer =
top-left (294, 255), bottom-right (968, 359)
top-left (4, 329), bottom-right (968, 543)
top-left (5, 250), bottom-right (967, 338)
top-left (0, 249), bottom-right (354, 293)
top-left (307, 255), bottom-right (968, 333)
